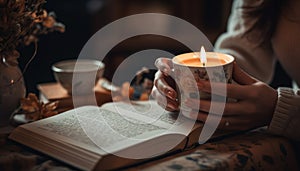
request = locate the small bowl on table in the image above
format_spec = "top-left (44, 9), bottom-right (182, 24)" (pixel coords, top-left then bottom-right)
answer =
top-left (52, 59), bottom-right (105, 95)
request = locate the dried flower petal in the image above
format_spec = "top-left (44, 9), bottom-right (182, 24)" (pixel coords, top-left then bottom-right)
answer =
top-left (45, 101), bottom-right (59, 111)
top-left (43, 16), bottom-right (55, 28)
top-left (0, 0), bottom-right (65, 56)
top-left (21, 93), bottom-right (59, 121)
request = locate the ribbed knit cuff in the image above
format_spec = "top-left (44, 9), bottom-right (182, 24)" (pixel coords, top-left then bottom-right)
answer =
top-left (268, 87), bottom-right (297, 136)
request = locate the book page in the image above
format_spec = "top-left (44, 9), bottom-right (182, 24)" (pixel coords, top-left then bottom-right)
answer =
top-left (102, 101), bottom-right (181, 125)
top-left (17, 100), bottom-right (200, 160)
top-left (101, 100), bottom-right (199, 135)
top-left (75, 107), bottom-right (169, 150)
top-left (22, 105), bottom-right (171, 154)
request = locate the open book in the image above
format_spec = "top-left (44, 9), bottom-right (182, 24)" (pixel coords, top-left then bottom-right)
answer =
top-left (9, 100), bottom-right (228, 170)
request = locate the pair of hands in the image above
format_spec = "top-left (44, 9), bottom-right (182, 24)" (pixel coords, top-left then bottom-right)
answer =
top-left (151, 58), bottom-right (278, 131)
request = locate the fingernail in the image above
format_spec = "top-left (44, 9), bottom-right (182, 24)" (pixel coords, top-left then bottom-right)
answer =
top-left (168, 103), bottom-right (178, 111)
top-left (167, 90), bottom-right (176, 100)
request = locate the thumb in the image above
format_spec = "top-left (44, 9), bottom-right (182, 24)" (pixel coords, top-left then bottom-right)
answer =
top-left (233, 62), bottom-right (257, 85)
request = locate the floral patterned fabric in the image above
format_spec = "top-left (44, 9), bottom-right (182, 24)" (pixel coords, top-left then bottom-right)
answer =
top-left (142, 128), bottom-right (299, 171)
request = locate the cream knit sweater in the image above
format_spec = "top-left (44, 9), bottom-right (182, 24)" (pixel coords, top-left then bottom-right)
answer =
top-left (215, 0), bottom-right (300, 141)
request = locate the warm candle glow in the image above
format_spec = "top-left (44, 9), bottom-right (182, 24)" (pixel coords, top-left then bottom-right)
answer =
top-left (200, 46), bottom-right (207, 66)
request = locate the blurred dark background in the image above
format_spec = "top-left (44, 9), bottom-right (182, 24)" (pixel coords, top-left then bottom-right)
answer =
top-left (18, 0), bottom-right (291, 94)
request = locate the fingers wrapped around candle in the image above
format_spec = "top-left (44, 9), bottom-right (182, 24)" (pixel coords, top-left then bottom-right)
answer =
top-left (183, 79), bottom-right (277, 130)
top-left (188, 81), bottom-right (269, 115)
top-left (153, 71), bottom-right (177, 100)
top-left (196, 81), bottom-right (254, 100)
top-left (151, 86), bottom-right (179, 111)
top-left (152, 70), bottom-right (179, 111)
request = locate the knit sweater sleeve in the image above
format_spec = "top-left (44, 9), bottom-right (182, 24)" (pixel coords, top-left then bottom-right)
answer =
top-left (268, 88), bottom-right (300, 141)
top-left (214, 0), bottom-right (276, 83)
top-left (215, 0), bottom-right (300, 141)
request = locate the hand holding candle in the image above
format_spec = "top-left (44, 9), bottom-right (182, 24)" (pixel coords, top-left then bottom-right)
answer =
top-left (172, 47), bottom-right (234, 111)
top-left (153, 50), bottom-right (279, 131)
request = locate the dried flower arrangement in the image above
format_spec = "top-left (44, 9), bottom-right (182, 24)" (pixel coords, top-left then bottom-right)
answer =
top-left (20, 93), bottom-right (58, 121)
top-left (0, 0), bottom-right (65, 66)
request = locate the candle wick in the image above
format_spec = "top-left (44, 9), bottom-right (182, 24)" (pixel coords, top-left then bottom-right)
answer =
top-left (202, 63), bottom-right (205, 67)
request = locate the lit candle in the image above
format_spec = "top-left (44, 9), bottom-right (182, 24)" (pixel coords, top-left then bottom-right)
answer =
top-left (174, 48), bottom-right (230, 67)
top-left (172, 49), bottom-right (235, 101)
top-left (172, 49), bottom-right (234, 109)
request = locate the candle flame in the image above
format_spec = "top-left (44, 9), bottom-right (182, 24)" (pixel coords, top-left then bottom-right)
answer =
top-left (200, 46), bottom-right (207, 66)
